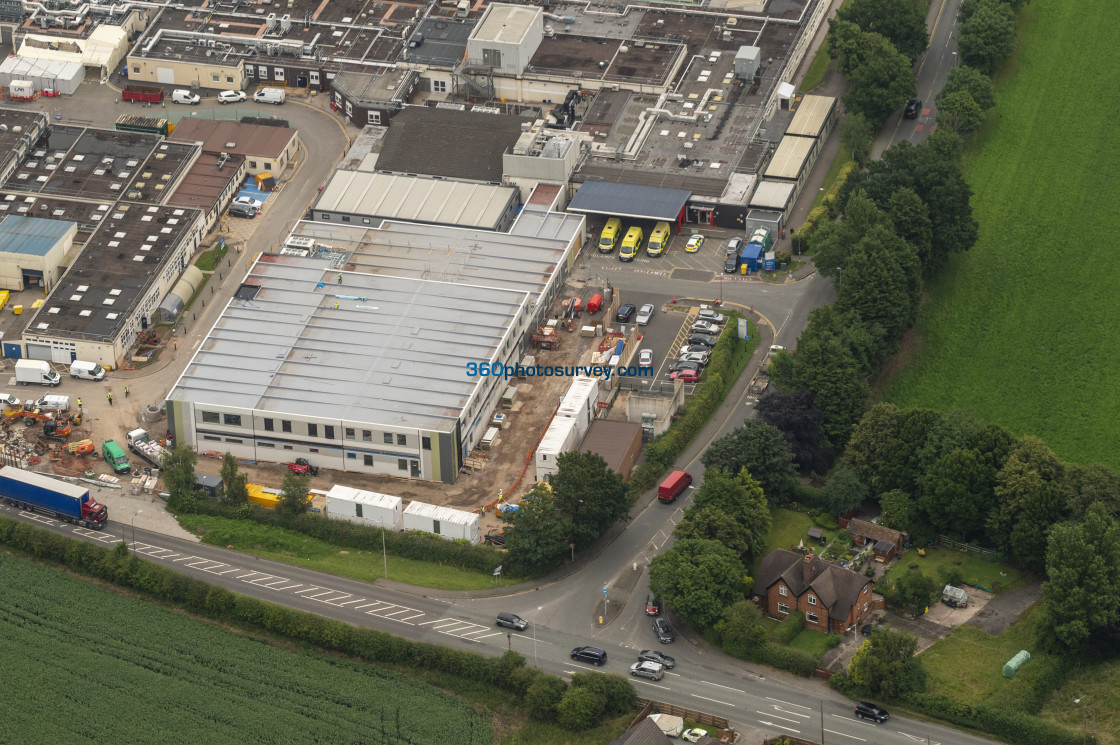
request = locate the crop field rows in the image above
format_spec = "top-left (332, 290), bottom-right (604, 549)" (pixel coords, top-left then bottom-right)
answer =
top-left (0, 554), bottom-right (492, 745)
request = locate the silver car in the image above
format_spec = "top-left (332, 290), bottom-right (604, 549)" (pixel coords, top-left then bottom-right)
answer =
top-left (690, 320), bottom-right (721, 335)
top-left (697, 309), bottom-right (726, 324)
top-left (629, 661), bottom-right (665, 680)
top-left (636, 303), bottom-right (655, 325)
top-left (678, 351), bottom-right (709, 365)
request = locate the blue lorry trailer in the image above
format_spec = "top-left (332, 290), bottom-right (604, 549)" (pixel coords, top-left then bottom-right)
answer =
top-left (0, 465), bottom-right (108, 529)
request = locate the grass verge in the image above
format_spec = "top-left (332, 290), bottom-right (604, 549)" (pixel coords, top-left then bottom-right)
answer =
top-left (178, 514), bottom-right (499, 591)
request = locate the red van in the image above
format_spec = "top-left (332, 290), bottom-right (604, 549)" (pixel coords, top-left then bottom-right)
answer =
top-left (657, 470), bottom-right (692, 503)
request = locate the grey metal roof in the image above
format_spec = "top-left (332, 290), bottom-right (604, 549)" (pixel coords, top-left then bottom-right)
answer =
top-left (314, 170), bottom-right (517, 230)
top-left (375, 107), bottom-right (526, 183)
top-left (169, 257), bottom-right (529, 433)
top-left (405, 18), bottom-right (475, 66)
top-left (787, 95), bottom-right (836, 138)
top-left (0, 215), bottom-right (74, 255)
top-left (763, 135), bottom-right (814, 181)
top-left (286, 218), bottom-right (576, 302)
top-left (567, 180), bottom-right (691, 221)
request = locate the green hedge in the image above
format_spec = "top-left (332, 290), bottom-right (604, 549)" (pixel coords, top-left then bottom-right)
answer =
top-left (186, 499), bottom-right (507, 575)
top-left (0, 516), bottom-right (539, 699)
top-left (754, 642), bottom-right (817, 677)
top-left (772, 610), bottom-right (805, 645)
top-left (627, 316), bottom-right (757, 499)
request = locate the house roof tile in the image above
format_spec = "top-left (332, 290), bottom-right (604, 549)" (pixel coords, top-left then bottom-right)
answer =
top-left (756, 549), bottom-right (871, 622)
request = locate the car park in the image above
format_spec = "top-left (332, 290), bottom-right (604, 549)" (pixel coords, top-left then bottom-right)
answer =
top-left (232, 196), bottom-right (263, 210)
top-left (697, 309), bottom-right (726, 324)
top-left (687, 334), bottom-right (717, 347)
top-left (685, 234), bottom-right (705, 253)
top-left (570, 646), bottom-right (608, 665)
top-left (217, 90), bottom-right (246, 104)
top-left (854, 702), bottom-right (890, 723)
top-left (904, 98), bottom-right (922, 119)
top-left (670, 369), bottom-right (701, 383)
top-left (636, 303), bottom-right (655, 325)
top-left (653, 617), bottom-right (674, 643)
top-left (678, 351), bottom-right (709, 366)
top-left (639, 349), bottom-right (653, 368)
top-left (645, 593), bottom-right (662, 616)
top-left (637, 649), bottom-right (675, 669)
top-left (496, 612), bottom-right (528, 631)
top-left (629, 661), bottom-right (665, 680)
top-left (616, 304), bottom-right (636, 322)
top-left (690, 320), bottom-right (721, 335)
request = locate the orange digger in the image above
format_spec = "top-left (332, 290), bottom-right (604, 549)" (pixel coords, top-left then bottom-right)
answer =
top-left (42, 417), bottom-right (73, 440)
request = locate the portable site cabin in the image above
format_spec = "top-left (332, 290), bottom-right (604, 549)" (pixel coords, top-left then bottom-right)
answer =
top-left (535, 416), bottom-right (579, 482)
top-left (556, 376), bottom-right (599, 440)
top-left (325, 485), bottom-right (403, 530)
top-left (740, 243), bottom-right (764, 272)
top-left (403, 501), bottom-right (481, 544)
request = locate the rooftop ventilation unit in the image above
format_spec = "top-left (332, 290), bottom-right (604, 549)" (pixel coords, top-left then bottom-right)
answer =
top-left (265, 12), bottom-right (278, 32)
top-left (280, 14), bottom-right (291, 33)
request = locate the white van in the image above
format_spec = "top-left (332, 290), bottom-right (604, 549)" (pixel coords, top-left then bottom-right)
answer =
top-left (171, 89), bottom-right (201, 105)
top-left (34, 395), bottom-right (70, 412)
top-left (253, 87), bottom-right (285, 105)
top-left (70, 360), bottom-right (106, 381)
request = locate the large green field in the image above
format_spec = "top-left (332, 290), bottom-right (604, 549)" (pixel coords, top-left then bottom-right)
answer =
top-left (881, 0), bottom-right (1120, 468)
top-left (0, 554), bottom-right (490, 745)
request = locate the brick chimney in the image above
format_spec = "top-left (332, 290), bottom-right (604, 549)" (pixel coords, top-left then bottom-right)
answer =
top-left (802, 550), bottom-right (814, 583)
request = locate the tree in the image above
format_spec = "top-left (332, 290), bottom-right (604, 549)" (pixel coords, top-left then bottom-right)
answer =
top-left (569, 672), bottom-right (637, 718)
top-left (937, 65), bottom-right (996, 111)
top-left (1063, 462), bottom-right (1120, 521)
top-left (276, 472), bottom-right (311, 517)
top-left (819, 468), bottom-right (869, 516)
top-left (844, 404), bottom-right (941, 496)
top-left (936, 90), bottom-right (985, 137)
top-left (835, 0), bottom-right (929, 62)
top-left (649, 539), bottom-right (746, 629)
top-left (878, 489), bottom-right (915, 533)
top-left (1041, 504), bottom-right (1120, 652)
top-left (687, 469), bottom-right (772, 565)
top-left (809, 190), bottom-right (886, 279)
top-left (884, 568), bottom-right (939, 612)
top-left (502, 484), bottom-right (574, 576)
top-left (835, 223), bottom-right (922, 344)
top-left (957, 0), bottom-right (1017, 75)
top-left (548, 451), bottom-right (627, 550)
top-left (556, 685), bottom-right (604, 731)
top-left (791, 329), bottom-right (870, 449)
top-left (839, 112), bottom-right (874, 167)
top-left (757, 388), bottom-right (834, 474)
top-left (219, 451), bottom-right (249, 505)
top-left (917, 448), bottom-right (995, 540)
top-left (848, 627), bottom-right (926, 698)
top-left (988, 437), bottom-right (1067, 570)
top-left (525, 676), bottom-right (568, 722)
top-left (842, 31), bottom-right (917, 126)
top-left (701, 421), bottom-right (797, 505)
top-left (887, 187), bottom-right (933, 274)
top-left (715, 599), bottom-right (767, 659)
top-left (162, 446), bottom-right (197, 512)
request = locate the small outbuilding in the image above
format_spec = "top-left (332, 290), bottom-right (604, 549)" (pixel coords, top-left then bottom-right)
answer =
top-left (403, 501), bottom-right (481, 544)
top-left (942, 584), bottom-right (969, 608)
top-left (577, 419), bottom-right (643, 480)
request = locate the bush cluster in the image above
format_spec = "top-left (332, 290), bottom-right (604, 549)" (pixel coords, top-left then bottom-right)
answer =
top-left (772, 610), bottom-right (805, 645)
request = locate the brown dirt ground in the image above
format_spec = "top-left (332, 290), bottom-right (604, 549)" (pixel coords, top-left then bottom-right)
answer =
top-left (870, 326), bottom-right (923, 397)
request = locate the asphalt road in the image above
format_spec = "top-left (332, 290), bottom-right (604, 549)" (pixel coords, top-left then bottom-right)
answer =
top-left (874, 0), bottom-right (965, 157)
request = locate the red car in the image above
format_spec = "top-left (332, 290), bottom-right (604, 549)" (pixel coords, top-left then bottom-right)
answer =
top-left (288, 458), bottom-right (319, 476)
top-left (670, 368), bottom-right (701, 382)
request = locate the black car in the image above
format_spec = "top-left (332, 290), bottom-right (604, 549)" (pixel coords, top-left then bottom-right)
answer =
top-left (723, 252), bottom-right (740, 273)
top-left (687, 334), bottom-right (717, 348)
top-left (496, 612), bottom-right (528, 631)
top-left (571, 646), bottom-right (608, 665)
top-left (653, 617), bottom-right (674, 644)
top-left (638, 649), bottom-right (676, 669)
top-left (854, 702), bottom-right (890, 723)
top-left (904, 98), bottom-right (922, 119)
top-left (668, 360), bottom-right (702, 375)
top-left (616, 304), bottom-right (636, 322)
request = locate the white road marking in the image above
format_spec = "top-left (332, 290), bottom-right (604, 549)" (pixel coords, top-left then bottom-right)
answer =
top-left (766, 697), bottom-right (811, 710)
top-left (702, 681), bottom-right (745, 693)
top-left (691, 694), bottom-right (734, 707)
top-left (759, 712), bottom-right (802, 724)
top-left (756, 720), bottom-right (799, 734)
top-left (824, 728), bottom-right (866, 741)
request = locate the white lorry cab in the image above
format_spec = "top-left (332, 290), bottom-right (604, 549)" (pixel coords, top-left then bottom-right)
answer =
top-left (70, 360), bottom-right (106, 381)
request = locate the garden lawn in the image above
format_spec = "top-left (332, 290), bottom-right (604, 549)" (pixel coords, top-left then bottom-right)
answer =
top-left (179, 514), bottom-right (497, 591)
top-left (753, 508), bottom-right (823, 575)
top-left (880, 548), bottom-right (1033, 594)
top-left (788, 629), bottom-right (837, 659)
top-left (880, 0), bottom-right (1120, 469)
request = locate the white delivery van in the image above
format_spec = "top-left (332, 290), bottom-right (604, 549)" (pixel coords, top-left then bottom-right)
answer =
top-left (14, 359), bottom-right (61, 386)
top-left (171, 89), bottom-right (201, 105)
top-left (252, 87), bottom-right (285, 105)
top-left (70, 360), bottom-right (106, 381)
top-left (34, 395), bottom-right (70, 412)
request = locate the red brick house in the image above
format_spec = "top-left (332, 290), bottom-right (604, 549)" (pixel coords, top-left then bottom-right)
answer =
top-left (847, 519), bottom-right (906, 562)
top-left (755, 549), bottom-right (874, 634)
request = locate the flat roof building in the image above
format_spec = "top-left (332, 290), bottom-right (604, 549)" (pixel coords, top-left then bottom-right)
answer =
top-left (166, 256), bottom-right (535, 484)
top-left (170, 119), bottom-right (300, 177)
top-left (0, 215), bottom-right (75, 292)
top-left (312, 170), bottom-right (520, 232)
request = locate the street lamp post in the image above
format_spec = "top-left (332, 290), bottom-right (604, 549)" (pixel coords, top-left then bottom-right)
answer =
top-left (532, 605), bottom-right (543, 668)
top-left (378, 519), bottom-right (388, 579)
top-left (130, 509), bottom-right (143, 554)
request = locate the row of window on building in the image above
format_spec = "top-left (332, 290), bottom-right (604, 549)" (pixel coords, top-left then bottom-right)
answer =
top-left (198, 431), bottom-right (416, 472)
top-left (199, 411), bottom-right (430, 449)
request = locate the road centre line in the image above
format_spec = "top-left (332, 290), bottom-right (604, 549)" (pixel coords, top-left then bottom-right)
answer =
top-left (691, 694), bottom-right (735, 707)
